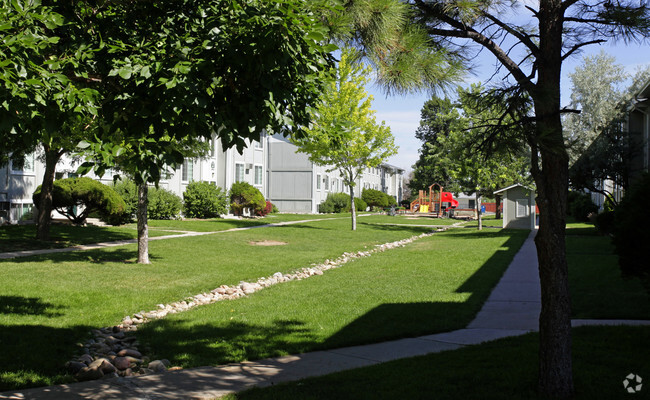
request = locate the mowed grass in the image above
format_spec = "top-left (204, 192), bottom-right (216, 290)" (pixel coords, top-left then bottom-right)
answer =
top-left (566, 222), bottom-right (650, 319)
top-left (0, 217), bottom-right (436, 391)
top-left (136, 228), bottom-right (529, 369)
top-left (227, 325), bottom-right (650, 400)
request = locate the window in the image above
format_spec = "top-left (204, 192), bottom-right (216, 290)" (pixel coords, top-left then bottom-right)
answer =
top-left (469, 199), bottom-right (475, 209)
top-left (316, 174), bottom-right (321, 190)
top-left (255, 140), bottom-right (263, 149)
top-left (324, 176), bottom-right (329, 191)
top-left (235, 163), bottom-right (245, 182)
top-left (182, 159), bottom-right (194, 182)
top-left (516, 199), bottom-right (529, 218)
top-left (254, 165), bottom-right (263, 186)
top-left (211, 139), bottom-right (216, 157)
top-left (10, 153), bottom-right (34, 174)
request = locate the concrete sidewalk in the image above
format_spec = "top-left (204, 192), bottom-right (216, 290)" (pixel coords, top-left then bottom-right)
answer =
top-left (2, 229), bottom-right (649, 400)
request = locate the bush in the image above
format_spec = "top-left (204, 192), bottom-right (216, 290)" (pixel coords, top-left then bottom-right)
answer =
top-left (612, 173), bottom-right (650, 289)
top-left (103, 179), bottom-right (138, 225)
top-left (148, 187), bottom-right (182, 220)
top-left (595, 211), bottom-right (615, 235)
top-left (183, 181), bottom-right (228, 218)
top-left (230, 181), bottom-right (266, 216)
top-left (353, 197), bottom-right (368, 212)
top-left (271, 203), bottom-right (279, 213)
top-left (567, 191), bottom-right (598, 222)
top-left (318, 193), bottom-right (350, 213)
top-left (362, 188), bottom-right (388, 208)
top-left (256, 201), bottom-right (274, 217)
top-left (33, 177), bottom-right (126, 225)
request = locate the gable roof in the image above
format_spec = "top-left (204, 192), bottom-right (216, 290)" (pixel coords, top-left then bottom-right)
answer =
top-left (493, 183), bottom-right (534, 195)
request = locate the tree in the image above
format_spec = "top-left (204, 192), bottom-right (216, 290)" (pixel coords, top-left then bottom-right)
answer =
top-left (566, 52), bottom-right (650, 205)
top-left (0, 0), bottom-right (100, 241)
top-left (229, 182), bottom-right (266, 217)
top-left (347, 1), bottom-right (650, 395)
top-left (75, 0), bottom-right (336, 263)
top-left (32, 177), bottom-right (125, 225)
top-left (292, 48), bottom-right (398, 231)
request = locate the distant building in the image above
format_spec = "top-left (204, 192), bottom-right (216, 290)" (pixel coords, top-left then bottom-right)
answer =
top-left (1, 133), bottom-right (404, 223)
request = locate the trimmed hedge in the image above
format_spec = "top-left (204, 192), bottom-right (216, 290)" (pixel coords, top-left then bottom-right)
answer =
top-left (318, 193), bottom-right (367, 213)
top-left (230, 181), bottom-right (266, 216)
top-left (362, 188), bottom-right (396, 210)
top-left (148, 187), bottom-right (182, 220)
top-left (33, 177), bottom-right (126, 225)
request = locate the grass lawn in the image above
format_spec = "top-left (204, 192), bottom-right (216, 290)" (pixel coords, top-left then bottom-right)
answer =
top-left (358, 214), bottom-right (461, 226)
top-left (0, 217), bottom-right (438, 391)
top-left (0, 223), bottom-right (176, 253)
top-left (566, 222), bottom-right (650, 319)
top-left (462, 216), bottom-right (504, 228)
top-left (226, 325), bottom-right (650, 400)
top-left (136, 228), bottom-right (529, 370)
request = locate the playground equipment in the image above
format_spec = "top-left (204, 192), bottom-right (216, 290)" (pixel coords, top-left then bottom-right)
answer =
top-left (409, 183), bottom-right (459, 217)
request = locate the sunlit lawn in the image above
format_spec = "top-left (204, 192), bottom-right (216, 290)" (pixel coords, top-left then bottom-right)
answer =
top-left (0, 217), bottom-right (437, 391)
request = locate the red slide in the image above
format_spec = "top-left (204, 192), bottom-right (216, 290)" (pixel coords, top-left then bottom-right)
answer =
top-left (441, 192), bottom-right (458, 208)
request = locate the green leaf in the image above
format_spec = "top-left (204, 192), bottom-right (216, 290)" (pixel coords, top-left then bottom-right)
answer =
top-left (118, 67), bottom-right (132, 80)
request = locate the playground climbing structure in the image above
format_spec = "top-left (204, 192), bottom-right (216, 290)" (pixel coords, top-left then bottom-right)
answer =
top-left (409, 183), bottom-right (459, 217)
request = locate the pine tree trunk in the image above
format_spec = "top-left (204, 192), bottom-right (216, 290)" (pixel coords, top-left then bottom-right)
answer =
top-left (36, 149), bottom-right (62, 241)
top-left (350, 185), bottom-right (357, 231)
top-left (137, 183), bottom-right (150, 264)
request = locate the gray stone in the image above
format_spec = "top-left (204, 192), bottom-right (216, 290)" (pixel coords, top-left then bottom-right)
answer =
top-left (66, 361), bottom-right (86, 374)
top-left (117, 349), bottom-right (142, 358)
top-left (148, 360), bottom-right (168, 373)
top-left (75, 366), bottom-right (104, 381)
top-left (78, 354), bottom-right (93, 365)
top-left (113, 356), bottom-right (131, 371)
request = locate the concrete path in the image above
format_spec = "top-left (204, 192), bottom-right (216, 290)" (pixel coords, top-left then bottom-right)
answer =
top-left (2, 229), bottom-right (650, 400)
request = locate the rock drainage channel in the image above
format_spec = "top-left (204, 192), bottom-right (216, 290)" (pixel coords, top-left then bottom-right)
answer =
top-left (66, 227), bottom-right (449, 383)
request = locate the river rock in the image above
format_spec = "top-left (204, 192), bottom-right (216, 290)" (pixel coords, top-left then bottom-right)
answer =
top-left (76, 366), bottom-right (104, 381)
top-left (117, 349), bottom-right (142, 358)
top-left (147, 360), bottom-right (168, 373)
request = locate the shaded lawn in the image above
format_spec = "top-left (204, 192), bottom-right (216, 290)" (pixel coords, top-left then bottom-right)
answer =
top-left (0, 218), bottom-right (433, 391)
top-left (137, 229), bottom-right (529, 370)
top-left (227, 326), bottom-right (650, 400)
top-left (0, 223), bottom-right (171, 253)
top-left (566, 222), bottom-right (650, 319)
top-left (462, 216), bottom-right (504, 228)
top-left (363, 214), bottom-right (461, 226)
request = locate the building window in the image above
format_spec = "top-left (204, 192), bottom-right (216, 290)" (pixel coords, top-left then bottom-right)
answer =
top-left (182, 159), bottom-right (194, 182)
top-left (10, 153), bottom-right (34, 174)
top-left (316, 174), bottom-right (321, 190)
top-left (235, 163), bottom-right (245, 182)
top-left (516, 199), bottom-right (529, 218)
top-left (324, 176), bottom-right (329, 191)
top-left (254, 165), bottom-right (263, 186)
top-left (211, 139), bottom-right (217, 157)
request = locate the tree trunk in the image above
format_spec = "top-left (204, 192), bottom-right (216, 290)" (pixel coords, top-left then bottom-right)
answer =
top-left (350, 185), bottom-right (357, 231)
top-left (137, 183), bottom-right (150, 264)
top-left (534, 3), bottom-right (574, 394)
top-left (36, 149), bottom-right (62, 241)
top-left (476, 192), bottom-right (482, 230)
top-left (495, 194), bottom-right (502, 219)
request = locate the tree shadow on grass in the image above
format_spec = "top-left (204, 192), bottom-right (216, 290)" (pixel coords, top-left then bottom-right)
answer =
top-left (2, 248), bottom-right (162, 265)
top-left (0, 324), bottom-right (92, 392)
top-left (357, 222), bottom-right (433, 234)
top-left (138, 318), bottom-right (318, 369)
top-left (0, 296), bottom-right (65, 317)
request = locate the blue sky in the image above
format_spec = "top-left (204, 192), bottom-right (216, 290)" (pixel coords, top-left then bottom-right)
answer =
top-left (370, 41), bottom-right (650, 173)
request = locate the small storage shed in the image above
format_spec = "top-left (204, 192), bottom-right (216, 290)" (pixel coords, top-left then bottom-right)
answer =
top-left (494, 184), bottom-right (536, 229)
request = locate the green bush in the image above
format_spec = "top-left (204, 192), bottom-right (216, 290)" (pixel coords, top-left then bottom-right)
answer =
top-left (230, 181), bottom-right (266, 216)
top-left (33, 177), bottom-right (126, 225)
top-left (362, 188), bottom-right (388, 208)
top-left (595, 211), bottom-right (615, 235)
top-left (148, 187), bottom-right (182, 220)
top-left (318, 193), bottom-right (349, 213)
top-left (354, 197), bottom-right (368, 212)
top-left (183, 181), bottom-right (228, 218)
top-left (103, 179), bottom-right (138, 225)
top-left (567, 191), bottom-right (598, 222)
top-left (612, 173), bottom-right (650, 289)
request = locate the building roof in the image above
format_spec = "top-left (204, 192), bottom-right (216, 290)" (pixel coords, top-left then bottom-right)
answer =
top-left (493, 183), bottom-right (534, 195)
top-left (380, 163), bottom-right (405, 174)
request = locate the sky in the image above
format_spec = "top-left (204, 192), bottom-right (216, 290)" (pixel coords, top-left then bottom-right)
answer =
top-left (369, 36), bottom-right (650, 174)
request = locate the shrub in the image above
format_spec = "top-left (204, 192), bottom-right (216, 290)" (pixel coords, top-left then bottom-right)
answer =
top-left (595, 211), bottom-right (615, 235)
top-left (230, 181), bottom-right (266, 216)
top-left (103, 179), bottom-right (138, 225)
top-left (271, 203), bottom-right (279, 213)
top-left (567, 191), bottom-right (598, 222)
top-left (183, 181), bottom-right (228, 218)
top-left (362, 188), bottom-right (388, 208)
top-left (256, 201), bottom-right (274, 217)
top-left (612, 173), bottom-right (650, 289)
top-left (33, 177), bottom-right (126, 225)
top-left (318, 193), bottom-right (349, 213)
top-left (148, 187), bottom-right (182, 220)
top-left (353, 197), bottom-right (368, 212)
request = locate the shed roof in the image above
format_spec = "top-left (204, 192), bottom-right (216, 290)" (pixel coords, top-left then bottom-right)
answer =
top-left (493, 183), bottom-right (534, 195)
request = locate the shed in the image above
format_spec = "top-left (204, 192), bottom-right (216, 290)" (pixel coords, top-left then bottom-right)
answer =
top-left (494, 184), bottom-right (536, 229)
